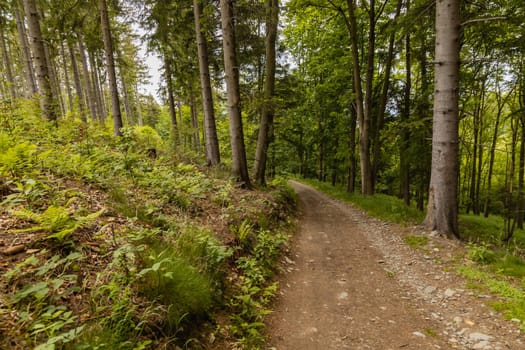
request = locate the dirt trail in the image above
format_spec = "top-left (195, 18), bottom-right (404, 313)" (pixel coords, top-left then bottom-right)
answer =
top-left (265, 182), bottom-right (523, 350)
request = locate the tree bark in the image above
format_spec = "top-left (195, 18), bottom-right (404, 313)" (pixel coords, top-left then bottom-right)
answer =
top-left (23, 0), bottom-right (57, 120)
top-left (193, 0), bottom-right (221, 166)
top-left (78, 36), bottom-right (97, 121)
top-left (346, 0), bottom-right (372, 194)
top-left (14, 1), bottom-right (37, 96)
top-left (220, 0), bottom-right (251, 187)
top-left (68, 40), bottom-right (86, 122)
top-left (424, 0), bottom-right (461, 238)
top-left (347, 100), bottom-right (357, 193)
top-left (60, 40), bottom-right (73, 112)
top-left (0, 29), bottom-right (17, 100)
top-left (99, 0), bottom-right (123, 135)
top-left (165, 56), bottom-right (179, 145)
top-left (400, 0), bottom-right (410, 206)
top-left (253, 0), bottom-right (278, 185)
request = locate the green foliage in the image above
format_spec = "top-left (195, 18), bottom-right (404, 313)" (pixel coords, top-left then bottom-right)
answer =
top-left (0, 141), bottom-right (38, 178)
top-left (467, 242), bottom-right (497, 264)
top-left (458, 265), bottom-right (525, 329)
top-left (403, 235), bottom-right (429, 249)
top-left (3, 250), bottom-right (85, 348)
top-left (301, 178), bottom-right (424, 224)
top-left (136, 246), bottom-right (213, 329)
top-left (11, 205), bottom-right (103, 241)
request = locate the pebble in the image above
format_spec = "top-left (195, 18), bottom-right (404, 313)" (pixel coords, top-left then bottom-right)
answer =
top-left (424, 286), bottom-right (437, 295)
top-left (412, 331), bottom-right (426, 338)
top-left (444, 289), bottom-right (456, 297)
top-left (472, 340), bottom-right (492, 349)
top-left (469, 332), bottom-right (493, 342)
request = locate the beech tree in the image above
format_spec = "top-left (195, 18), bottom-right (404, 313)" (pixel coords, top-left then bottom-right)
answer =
top-left (423, 0), bottom-right (461, 238)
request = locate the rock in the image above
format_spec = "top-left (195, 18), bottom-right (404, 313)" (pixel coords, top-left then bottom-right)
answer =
top-left (511, 318), bottom-right (521, 323)
top-left (337, 292), bottom-right (349, 300)
top-left (472, 340), bottom-right (492, 349)
top-left (413, 331), bottom-right (426, 338)
top-left (444, 289), bottom-right (456, 297)
top-left (469, 332), bottom-right (493, 342)
top-left (453, 316), bottom-right (463, 325)
top-left (424, 286), bottom-right (437, 295)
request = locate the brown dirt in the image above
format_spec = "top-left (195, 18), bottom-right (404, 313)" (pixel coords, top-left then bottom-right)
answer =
top-left (265, 181), bottom-right (524, 350)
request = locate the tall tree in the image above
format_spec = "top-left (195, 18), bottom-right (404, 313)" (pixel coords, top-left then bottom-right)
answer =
top-left (220, 0), bottom-right (251, 186)
top-left (423, 0), bottom-right (461, 238)
top-left (253, 0), bottom-right (279, 185)
top-left (23, 0), bottom-right (57, 120)
top-left (14, 0), bottom-right (37, 96)
top-left (193, 0), bottom-right (221, 166)
top-left (99, 0), bottom-right (123, 135)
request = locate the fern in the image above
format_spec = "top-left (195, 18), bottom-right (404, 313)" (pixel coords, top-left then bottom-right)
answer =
top-left (11, 205), bottom-right (104, 241)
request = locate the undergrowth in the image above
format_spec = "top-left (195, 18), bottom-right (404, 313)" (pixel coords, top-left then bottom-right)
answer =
top-left (0, 106), bottom-right (296, 349)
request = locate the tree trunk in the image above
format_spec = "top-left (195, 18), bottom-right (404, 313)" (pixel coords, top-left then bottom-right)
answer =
top-left (68, 40), bottom-right (86, 122)
top-left (23, 0), bottom-right (57, 120)
top-left (400, 0), bottom-right (411, 206)
top-left (60, 40), bottom-right (73, 113)
top-left (220, 0), bottom-right (251, 187)
top-left (346, 0), bottom-right (372, 194)
top-left (0, 29), bottom-right (17, 100)
top-left (78, 36), bottom-right (97, 121)
top-left (194, 0), bottom-right (221, 166)
top-left (14, 1), bottom-right (37, 96)
top-left (189, 89), bottom-right (201, 151)
top-left (253, 0), bottom-right (279, 185)
top-left (347, 101), bottom-right (357, 193)
top-left (99, 0), bottom-right (123, 136)
top-left (165, 57), bottom-right (179, 145)
top-left (423, 0), bottom-right (461, 238)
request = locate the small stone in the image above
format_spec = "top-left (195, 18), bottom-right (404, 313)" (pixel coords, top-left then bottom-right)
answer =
top-left (424, 286), bottom-right (437, 295)
top-left (444, 289), bottom-right (456, 297)
top-left (453, 316), bottom-right (463, 325)
top-left (338, 292), bottom-right (349, 300)
top-left (413, 331), bottom-right (426, 338)
top-left (511, 318), bottom-right (521, 323)
top-left (472, 340), bottom-right (492, 350)
top-left (469, 332), bottom-right (493, 342)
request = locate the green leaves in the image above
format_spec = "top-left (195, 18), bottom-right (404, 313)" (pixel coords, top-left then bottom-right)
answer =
top-left (11, 205), bottom-right (104, 241)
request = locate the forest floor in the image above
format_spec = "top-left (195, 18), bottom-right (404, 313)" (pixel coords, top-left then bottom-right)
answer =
top-left (265, 181), bottom-right (524, 350)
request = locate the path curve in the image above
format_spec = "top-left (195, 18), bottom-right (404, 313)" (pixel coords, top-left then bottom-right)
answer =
top-left (265, 181), bottom-right (523, 350)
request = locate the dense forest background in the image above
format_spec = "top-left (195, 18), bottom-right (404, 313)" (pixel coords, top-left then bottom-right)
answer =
top-left (2, 0), bottom-right (524, 237)
top-left (1, 0), bottom-right (525, 348)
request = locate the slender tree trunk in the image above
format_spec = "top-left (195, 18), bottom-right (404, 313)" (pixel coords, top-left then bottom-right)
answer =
top-left (60, 40), bottom-right (73, 113)
top-left (99, 0), bottom-right (123, 135)
top-left (14, 1), bottom-right (37, 96)
top-left (23, 0), bottom-right (57, 120)
top-left (220, 0), bottom-right (251, 187)
top-left (78, 37), bottom-right (97, 121)
top-left (253, 0), bottom-right (278, 184)
top-left (194, 0), bottom-right (221, 166)
top-left (346, 0), bottom-right (371, 194)
top-left (68, 40), bottom-right (86, 122)
top-left (424, 0), bottom-right (461, 238)
top-left (400, 0), bottom-right (411, 206)
top-left (189, 89), bottom-right (201, 150)
top-left (0, 30), bottom-right (17, 100)
top-left (165, 57), bottom-right (179, 145)
top-left (483, 83), bottom-right (507, 217)
top-left (347, 101), bottom-right (357, 193)
top-left (365, 0), bottom-right (377, 193)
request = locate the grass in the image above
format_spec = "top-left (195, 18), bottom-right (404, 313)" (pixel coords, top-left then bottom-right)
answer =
top-left (403, 235), bottom-right (429, 249)
top-left (298, 178), bottom-right (424, 225)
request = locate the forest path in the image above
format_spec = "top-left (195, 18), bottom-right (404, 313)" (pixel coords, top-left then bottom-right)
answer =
top-left (264, 181), bottom-right (523, 350)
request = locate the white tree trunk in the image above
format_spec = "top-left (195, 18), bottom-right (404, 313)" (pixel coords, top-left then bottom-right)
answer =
top-left (424, 0), bottom-right (461, 238)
